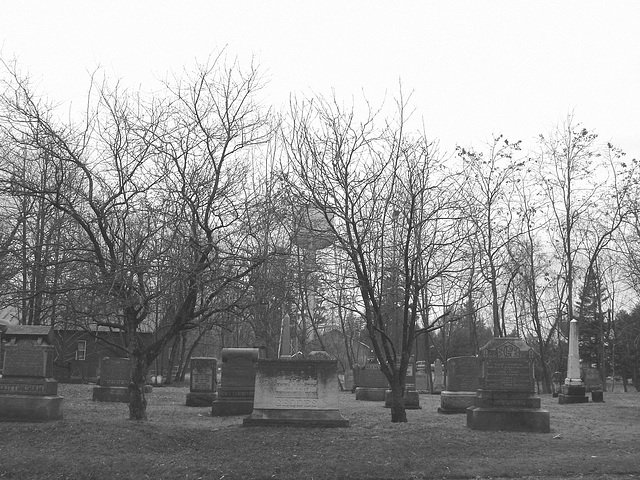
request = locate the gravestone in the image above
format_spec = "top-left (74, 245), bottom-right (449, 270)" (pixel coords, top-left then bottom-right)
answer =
top-left (438, 356), bottom-right (480, 414)
top-left (432, 358), bottom-right (445, 394)
top-left (551, 371), bottom-right (562, 397)
top-left (243, 356), bottom-right (349, 427)
top-left (186, 357), bottom-right (217, 407)
top-left (558, 320), bottom-right (588, 404)
top-left (0, 325), bottom-right (63, 421)
top-left (342, 369), bottom-right (354, 392)
top-left (467, 337), bottom-right (550, 433)
top-left (384, 361), bottom-right (421, 409)
top-left (584, 367), bottom-right (602, 392)
top-left (415, 370), bottom-right (431, 393)
top-left (93, 357), bottom-right (132, 402)
top-left (583, 367), bottom-right (604, 402)
top-left (211, 348), bottom-right (262, 416)
top-left (353, 360), bottom-right (388, 401)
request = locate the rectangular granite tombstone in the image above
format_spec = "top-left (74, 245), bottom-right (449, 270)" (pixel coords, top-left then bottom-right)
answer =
top-left (186, 357), bottom-right (217, 407)
top-left (354, 360), bottom-right (389, 401)
top-left (584, 367), bottom-right (602, 392)
top-left (438, 356), bottom-right (480, 414)
top-left (467, 337), bottom-right (550, 433)
top-left (243, 357), bottom-right (349, 427)
top-left (0, 325), bottom-right (63, 421)
top-left (93, 357), bottom-right (132, 402)
top-left (211, 348), bottom-right (262, 416)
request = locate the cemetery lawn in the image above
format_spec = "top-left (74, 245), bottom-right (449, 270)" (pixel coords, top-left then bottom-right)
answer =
top-left (0, 384), bottom-right (639, 480)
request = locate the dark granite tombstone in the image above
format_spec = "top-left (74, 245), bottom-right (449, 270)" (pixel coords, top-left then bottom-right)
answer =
top-left (243, 357), bottom-right (349, 427)
top-left (211, 348), bottom-right (262, 416)
top-left (353, 361), bottom-right (388, 401)
top-left (186, 357), bottom-right (217, 407)
top-left (438, 356), bottom-right (480, 414)
top-left (584, 367), bottom-right (602, 392)
top-left (0, 325), bottom-right (63, 421)
top-left (467, 337), bottom-right (550, 433)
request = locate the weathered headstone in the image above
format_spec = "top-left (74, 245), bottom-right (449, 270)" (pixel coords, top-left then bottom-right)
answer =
top-left (211, 347), bottom-right (262, 416)
top-left (467, 337), bottom-right (550, 433)
top-left (558, 320), bottom-right (588, 404)
top-left (93, 357), bottom-right (132, 402)
top-left (432, 358), bottom-right (445, 394)
top-left (0, 325), bottom-right (63, 421)
top-left (438, 356), bottom-right (480, 414)
top-left (353, 359), bottom-right (388, 401)
top-left (243, 356), bottom-right (349, 427)
top-left (551, 371), bottom-right (562, 397)
top-left (186, 357), bottom-right (217, 407)
top-left (584, 367), bottom-right (602, 392)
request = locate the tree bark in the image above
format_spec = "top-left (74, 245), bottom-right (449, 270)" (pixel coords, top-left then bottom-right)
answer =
top-left (388, 378), bottom-right (407, 423)
top-left (128, 353), bottom-right (149, 421)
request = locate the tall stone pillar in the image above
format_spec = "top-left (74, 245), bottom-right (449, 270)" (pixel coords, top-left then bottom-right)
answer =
top-left (279, 314), bottom-right (291, 359)
top-left (558, 319), bottom-right (588, 404)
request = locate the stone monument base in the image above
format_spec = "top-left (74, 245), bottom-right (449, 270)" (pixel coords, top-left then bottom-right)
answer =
top-left (92, 385), bottom-right (152, 403)
top-left (211, 399), bottom-right (254, 416)
top-left (243, 408), bottom-right (349, 427)
top-left (558, 384), bottom-right (588, 404)
top-left (384, 390), bottom-right (421, 409)
top-left (591, 390), bottom-right (604, 403)
top-left (0, 394), bottom-right (63, 422)
top-left (466, 405), bottom-right (550, 433)
top-left (438, 391), bottom-right (476, 414)
top-left (186, 392), bottom-right (216, 407)
top-left (355, 387), bottom-right (386, 401)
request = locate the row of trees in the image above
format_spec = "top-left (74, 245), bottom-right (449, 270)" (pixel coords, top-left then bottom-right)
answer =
top-left (1, 55), bottom-right (640, 422)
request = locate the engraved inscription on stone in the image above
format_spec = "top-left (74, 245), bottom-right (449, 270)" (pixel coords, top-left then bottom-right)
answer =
top-left (0, 383), bottom-right (45, 394)
top-left (192, 366), bottom-right (214, 391)
top-left (3, 342), bottom-right (48, 377)
top-left (274, 378), bottom-right (319, 408)
top-left (484, 358), bottom-right (532, 391)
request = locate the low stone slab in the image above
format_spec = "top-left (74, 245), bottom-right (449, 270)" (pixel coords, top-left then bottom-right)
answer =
top-left (384, 390), bottom-right (421, 409)
top-left (466, 406), bottom-right (550, 433)
top-left (438, 391), bottom-right (476, 414)
top-left (211, 398), bottom-right (254, 416)
top-left (558, 385), bottom-right (588, 404)
top-left (186, 392), bottom-right (216, 407)
top-left (0, 394), bottom-right (63, 422)
top-left (355, 387), bottom-right (386, 401)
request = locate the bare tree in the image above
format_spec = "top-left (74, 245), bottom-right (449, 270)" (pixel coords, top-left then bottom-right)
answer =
top-left (283, 92), bottom-right (470, 422)
top-left (0, 55), bottom-right (272, 420)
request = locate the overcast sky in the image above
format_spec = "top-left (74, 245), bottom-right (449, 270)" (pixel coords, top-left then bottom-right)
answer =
top-left (1, 1), bottom-right (639, 157)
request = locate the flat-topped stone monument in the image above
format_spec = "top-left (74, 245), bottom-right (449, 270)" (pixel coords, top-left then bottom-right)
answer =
top-left (438, 356), bottom-right (480, 414)
top-left (186, 357), bottom-right (217, 407)
top-left (467, 337), bottom-right (550, 433)
top-left (243, 355), bottom-right (349, 427)
top-left (0, 325), bottom-right (63, 421)
top-left (353, 359), bottom-right (388, 401)
top-left (211, 348), bottom-right (262, 416)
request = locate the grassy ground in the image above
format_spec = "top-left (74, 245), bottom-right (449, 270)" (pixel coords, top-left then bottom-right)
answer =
top-left (0, 383), bottom-right (639, 479)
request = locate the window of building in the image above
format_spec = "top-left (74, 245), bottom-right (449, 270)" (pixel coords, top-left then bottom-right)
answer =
top-left (75, 340), bottom-right (87, 361)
